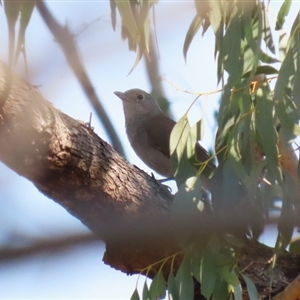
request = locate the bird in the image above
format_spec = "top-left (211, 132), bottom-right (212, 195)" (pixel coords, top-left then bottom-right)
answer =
top-left (114, 88), bottom-right (215, 190)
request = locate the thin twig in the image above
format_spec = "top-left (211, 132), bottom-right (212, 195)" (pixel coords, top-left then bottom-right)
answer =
top-left (36, 0), bottom-right (125, 156)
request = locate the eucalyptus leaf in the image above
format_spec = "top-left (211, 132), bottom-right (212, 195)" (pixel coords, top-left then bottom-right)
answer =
top-left (130, 288), bottom-right (140, 300)
top-left (142, 281), bottom-right (150, 300)
top-left (13, 0), bottom-right (36, 64)
top-left (149, 270), bottom-right (166, 299)
top-left (167, 272), bottom-right (178, 300)
top-left (275, 0), bottom-right (292, 30)
top-left (175, 256), bottom-right (194, 300)
top-left (211, 274), bottom-right (230, 300)
top-left (183, 15), bottom-right (203, 60)
top-left (115, 0), bottom-right (138, 41)
top-left (241, 274), bottom-right (258, 300)
top-left (233, 283), bottom-right (243, 300)
top-left (256, 82), bottom-right (282, 183)
top-left (200, 241), bottom-right (217, 299)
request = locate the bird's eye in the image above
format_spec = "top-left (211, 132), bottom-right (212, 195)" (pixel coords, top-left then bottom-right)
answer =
top-left (137, 94), bottom-right (145, 101)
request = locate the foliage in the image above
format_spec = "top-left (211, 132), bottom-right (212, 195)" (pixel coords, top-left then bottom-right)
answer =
top-left (3, 0), bottom-right (36, 66)
top-left (2, 0), bottom-right (300, 298)
top-left (112, 0), bottom-right (300, 298)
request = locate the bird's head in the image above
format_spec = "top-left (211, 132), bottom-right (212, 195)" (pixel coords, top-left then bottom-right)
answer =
top-left (114, 89), bottom-right (162, 120)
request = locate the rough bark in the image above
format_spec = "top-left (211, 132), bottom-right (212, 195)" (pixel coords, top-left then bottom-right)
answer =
top-left (0, 62), bottom-right (299, 298)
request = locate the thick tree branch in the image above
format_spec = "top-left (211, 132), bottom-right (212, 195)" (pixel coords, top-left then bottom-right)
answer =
top-left (0, 62), bottom-right (300, 298)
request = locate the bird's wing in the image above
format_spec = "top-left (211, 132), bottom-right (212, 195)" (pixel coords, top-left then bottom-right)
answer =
top-left (144, 114), bottom-right (175, 158)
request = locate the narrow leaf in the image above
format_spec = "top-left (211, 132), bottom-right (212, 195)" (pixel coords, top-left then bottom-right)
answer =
top-left (175, 256), bottom-right (194, 300)
top-left (183, 15), bottom-right (202, 60)
top-left (115, 0), bottom-right (138, 41)
top-left (167, 272), bottom-right (178, 300)
top-left (130, 288), bottom-right (140, 300)
top-left (150, 270), bottom-right (166, 299)
top-left (142, 281), bottom-right (150, 300)
top-left (241, 274), bottom-right (258, 300)
top-left (275, 0), bottom-right (292, 30)
top-left (201, 245), bottom-right (217, 298)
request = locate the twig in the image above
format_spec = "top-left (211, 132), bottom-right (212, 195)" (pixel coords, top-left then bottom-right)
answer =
top-left (36, 0), bottom-right (125, 156)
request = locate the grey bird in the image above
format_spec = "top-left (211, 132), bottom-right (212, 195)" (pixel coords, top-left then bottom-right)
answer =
top-left (114, 89), bottom-right (214, 190)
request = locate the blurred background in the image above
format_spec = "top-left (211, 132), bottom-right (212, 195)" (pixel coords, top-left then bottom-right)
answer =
top-left (0, 1), bottom-right (298, 299)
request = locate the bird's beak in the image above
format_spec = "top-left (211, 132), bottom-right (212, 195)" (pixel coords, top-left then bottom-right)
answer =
top-left (114, 91), bottom-right (127, 101)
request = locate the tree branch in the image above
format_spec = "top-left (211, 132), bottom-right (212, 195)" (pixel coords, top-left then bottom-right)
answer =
top-left (0, 62), bottom-right (300, 298)
top-left (36, 0), bottom-right (125, 156)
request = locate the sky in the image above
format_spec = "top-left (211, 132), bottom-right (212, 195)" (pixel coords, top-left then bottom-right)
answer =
top-left (0, 1), bottom-right (299, 299)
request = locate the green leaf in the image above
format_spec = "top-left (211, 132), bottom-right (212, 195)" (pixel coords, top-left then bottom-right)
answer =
top-left (217, 266), bottom-right (240, 287)
top-left (142, 281), bottom-right (150, 300)
top-left (200, 241), bottom-right (217, 299)
top-left (171, 176), bottom-right (204, 246)
top-left (175, 256), bottom-right (194, 300)
top-left (289, 237), bottom-right (300, 254)
top-left (188, 246), bottom-right (202, 283)
top-left (170, 114), bottom-right (190, 160)
top-left (183, 15), bottom-right (203, 61)
top-left (208, 0), bottom-right (222, 35)
top-left (227, 127), bottom-right (249, 187)
top-left (167, 272), bottom-right (178, 300)
top-left (241, 274), bottom-right (258, 300)
top-left (242, 65), bottom-right (278, 78)
top-left (279, 31), bottom-right (289, 61)
top-left (259, 51), bottom-right (280, 64)
top-left (211, 275), bottom-right (230, 300)
top-left (233, 284), bottom-right (243, 300)
top-left (275, 0), bottom-right (292, 30)
top-left (261, 3), bottom-right (275, 54)
top-left (256, 81), bottom-right (282, 183)
top-left (150, 270), bottom-right (166, 299)
top-left (170, 114), bottom-right (197, 187)
top-left (14, 0), bottom-right (36, 64)
top-left (115, 0), bottom-right (138, 41)
top-left (130, 288), bottom-right (140, 300)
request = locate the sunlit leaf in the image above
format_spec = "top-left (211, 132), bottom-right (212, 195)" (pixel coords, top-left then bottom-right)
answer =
top-left (170, 114), bottom-right (196, 186)
top-left (183, 15), bottom-right (203, 61)
top-left (115, 0), bottom-right (138, 41)
top-left (276, 0), bottom-right (292, 30)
